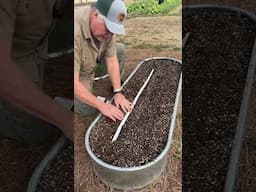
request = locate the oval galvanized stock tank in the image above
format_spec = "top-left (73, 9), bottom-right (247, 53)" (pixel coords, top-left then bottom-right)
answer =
top-left (85, 57), bottom-right (182, 190)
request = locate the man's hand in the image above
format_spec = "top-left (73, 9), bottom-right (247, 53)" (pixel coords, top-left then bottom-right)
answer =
top-left (99, 102), bottom-right (124, 122)
top-left (105, 55), bottom-right (132, 113)
top-left (114, 93), bottom-right (133, 113)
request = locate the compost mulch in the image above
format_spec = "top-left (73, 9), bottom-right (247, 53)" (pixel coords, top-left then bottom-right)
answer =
top-left (90, 59), bottom-right (181, 167)
top-left (37, 141), bottom-right (74, 191)
top-left (183, 10), bottom-right (256, 191)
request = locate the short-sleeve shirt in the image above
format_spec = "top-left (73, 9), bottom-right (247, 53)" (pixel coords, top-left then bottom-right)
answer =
top-left (74, 6), bottom-right (116, 91)
top-left (0, 0), bottom-right (56, 83)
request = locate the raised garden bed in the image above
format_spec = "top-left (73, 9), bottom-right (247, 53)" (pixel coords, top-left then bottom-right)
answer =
top-left (182, 5), bottom-right (256, 192)
top-left (85, 57), bottom-right (182, 190)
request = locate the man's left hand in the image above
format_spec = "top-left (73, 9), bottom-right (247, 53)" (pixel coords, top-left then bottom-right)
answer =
top-left (114, 93), bottom-right (133, 113)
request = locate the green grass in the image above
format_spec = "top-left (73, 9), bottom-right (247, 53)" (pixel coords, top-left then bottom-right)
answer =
top-left (127, 0), bottom-right (181, 17)
top-left (173, 47), bottom-right (181, 51)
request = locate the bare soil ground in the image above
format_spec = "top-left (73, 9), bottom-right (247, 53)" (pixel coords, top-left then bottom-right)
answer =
top-left (118, 16), bottom-right (181, 51)
top-left (74, 8), bottom-right (182, 192)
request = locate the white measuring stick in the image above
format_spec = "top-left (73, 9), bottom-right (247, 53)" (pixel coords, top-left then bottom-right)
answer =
top-left (112, 69), bottom-right (155, 142)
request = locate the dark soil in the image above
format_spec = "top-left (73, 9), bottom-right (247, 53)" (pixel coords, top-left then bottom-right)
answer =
top-left (0, 139), bottom-right (57, 192)
top-left (90, 59), bottom-right (181, 167)
top-left (182, 10), bottom-right (256, 192)
top-left (37, 141), bottom-right (74, 191)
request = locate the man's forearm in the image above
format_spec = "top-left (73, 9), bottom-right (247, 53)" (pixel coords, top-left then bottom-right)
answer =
top-left (106, 56), bottom-right (121, 90)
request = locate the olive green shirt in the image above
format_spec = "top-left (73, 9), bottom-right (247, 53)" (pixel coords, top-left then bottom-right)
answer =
top-left (0, 0), bottom-right (56, 83)
top-left (74, 6), bottom-right (116, 91)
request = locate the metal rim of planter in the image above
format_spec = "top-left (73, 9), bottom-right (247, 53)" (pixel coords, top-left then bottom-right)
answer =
top-left (85, 57), bottom-right (182, 172)
top-left (183, 4), bottom-right (256, 192)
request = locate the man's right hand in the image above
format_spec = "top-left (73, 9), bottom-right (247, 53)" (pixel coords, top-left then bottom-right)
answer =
top-left (99, 103), bottom-right (124, 122)
top-left (74, 73), bottom-right (124, 122)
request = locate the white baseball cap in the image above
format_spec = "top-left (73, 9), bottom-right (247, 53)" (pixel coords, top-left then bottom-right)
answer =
top-left (96, 0), bottom-right (127, 35)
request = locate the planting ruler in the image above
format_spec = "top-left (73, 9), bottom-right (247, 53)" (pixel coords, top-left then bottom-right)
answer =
top-left (112, 69), bottom-right (155, 142)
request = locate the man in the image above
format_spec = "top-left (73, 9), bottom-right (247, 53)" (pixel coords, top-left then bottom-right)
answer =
top-left (0, 0), bottom-right (73, 143)
top-left (74, 0), bottom-right (133, 121)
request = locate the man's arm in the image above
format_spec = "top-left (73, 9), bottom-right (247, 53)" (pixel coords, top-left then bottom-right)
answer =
top-left (0, 40), bottom-right (73, 140)
top-left (106, 55), bottom-right (122, 90)
top-left (106, 55), bottom-right (132, 113)
top-left (74, 72), bottom-right (123, 121)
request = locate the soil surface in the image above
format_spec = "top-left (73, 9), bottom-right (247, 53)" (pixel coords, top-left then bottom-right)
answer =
top-left (38, 141), bottom-right (74, 192)
top-left (182, 10), bottom-right (256, 192)
top-left (90, 59), bottom-right (181, 167)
